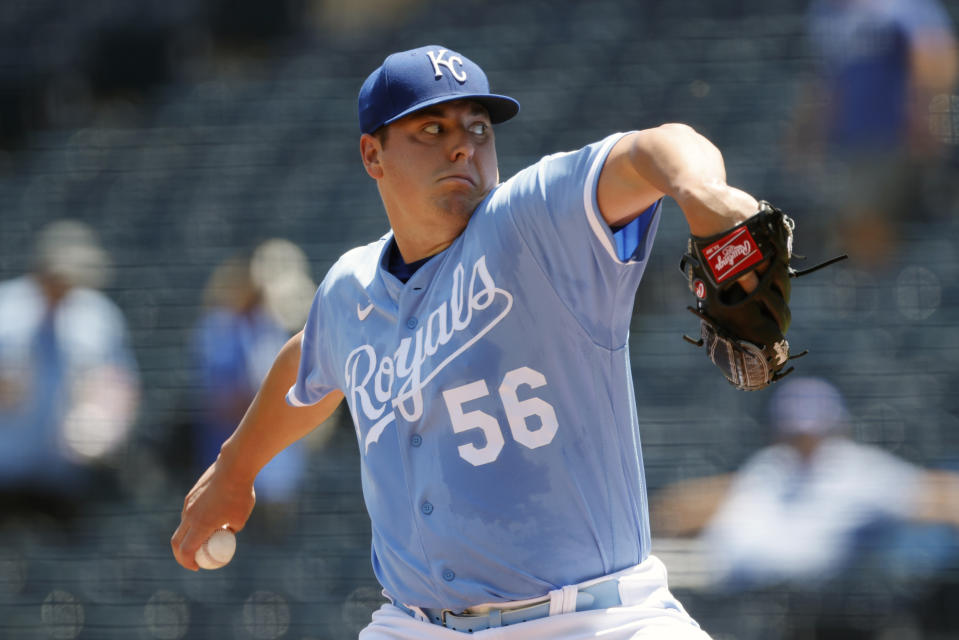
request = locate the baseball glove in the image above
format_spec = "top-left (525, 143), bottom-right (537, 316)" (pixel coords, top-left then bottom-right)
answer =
top-left (680, 201), bottom-right (844, 391)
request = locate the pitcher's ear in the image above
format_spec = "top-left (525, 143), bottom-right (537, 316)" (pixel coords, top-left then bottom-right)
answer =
top-left (360, 133), bottom-right (384, 179)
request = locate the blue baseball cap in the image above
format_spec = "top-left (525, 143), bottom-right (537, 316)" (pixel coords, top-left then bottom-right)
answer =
top-left (358, 45), bottom-right (520, 134)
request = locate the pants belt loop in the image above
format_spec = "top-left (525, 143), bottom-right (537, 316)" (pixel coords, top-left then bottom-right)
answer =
top-left (548, 584), bottom-right (579, 616)
top-left (488, 608), bottom-right (503, 628)
top-left (406, 604), bottom-right (428, 622)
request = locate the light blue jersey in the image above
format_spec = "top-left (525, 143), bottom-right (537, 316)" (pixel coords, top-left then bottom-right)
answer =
top-left (289, 132), bottom-right (662, 611)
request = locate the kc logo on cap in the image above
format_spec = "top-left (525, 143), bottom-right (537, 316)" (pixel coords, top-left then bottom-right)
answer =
top-left (427, 49), bottom-right (468, 82)
top-left (358, 45), bottom-right (520, 134)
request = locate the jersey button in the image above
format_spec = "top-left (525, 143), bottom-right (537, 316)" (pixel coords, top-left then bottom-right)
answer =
top-left (421, 501), bottom-right (433, 515)
top-left (406, 317), bottom-right (418, 329)
top-left (442, 570), bottom-right (455, 582)
top-left (410, 434), bottom-right (422, 447)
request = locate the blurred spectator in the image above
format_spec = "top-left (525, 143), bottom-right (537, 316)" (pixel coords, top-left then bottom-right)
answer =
top-left (190, 239), bottom-right (318, 540)
top-left (0, 220), bottom-right (139, 530)
top-left (652, 377), bottom-right (959, 638)
top-left (653, 376), bottom-right (959, 590)
top-left (786, 0), bottom-right (958, 270)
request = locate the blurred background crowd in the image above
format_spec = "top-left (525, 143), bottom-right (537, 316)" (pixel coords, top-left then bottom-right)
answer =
top-left (1, 0), bottom-right (958, 638)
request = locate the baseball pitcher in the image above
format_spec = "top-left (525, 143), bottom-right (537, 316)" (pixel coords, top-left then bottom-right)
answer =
top-left (172, 45), bottom-right (813, 639)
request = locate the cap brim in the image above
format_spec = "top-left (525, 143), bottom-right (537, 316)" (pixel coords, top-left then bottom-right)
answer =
top-left (380, 93), bottom-right (520, 130)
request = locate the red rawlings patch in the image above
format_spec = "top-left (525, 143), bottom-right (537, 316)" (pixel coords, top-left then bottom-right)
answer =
top-left (701, 227), bottom-right (764, 283)
top-left (693, 279), bottom-right (706, 299)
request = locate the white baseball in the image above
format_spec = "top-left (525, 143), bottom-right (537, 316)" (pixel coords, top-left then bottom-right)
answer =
top-left (195, 528), bottom-right (236, 570)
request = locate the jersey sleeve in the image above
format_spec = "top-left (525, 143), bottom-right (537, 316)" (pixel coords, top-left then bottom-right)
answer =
top-left (488, 132), bottom-right (662, 347)
top-left (849, 443), bottom-right (924, 519)
top-left (286, 277), bottom-right (339, 407)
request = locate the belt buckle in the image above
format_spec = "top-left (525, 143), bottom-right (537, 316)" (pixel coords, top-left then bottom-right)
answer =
top-left (439, 608), bottom-right (455, 627)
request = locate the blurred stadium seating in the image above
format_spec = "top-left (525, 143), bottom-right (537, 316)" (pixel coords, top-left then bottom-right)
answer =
top-left (1, 0), bottom-right (957, 637)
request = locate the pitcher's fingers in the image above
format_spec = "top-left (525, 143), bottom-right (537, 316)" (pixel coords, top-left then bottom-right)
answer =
top-left (737, 255), bottom-right (772, 295)
top-left (171, 523), bottom-right (200, 571)
top-left (170, 520), bottom-right (186, 559)
top-left (737, 270), bottom-right (759, 294)
top-left (225, 517), bottom-right (246, 534)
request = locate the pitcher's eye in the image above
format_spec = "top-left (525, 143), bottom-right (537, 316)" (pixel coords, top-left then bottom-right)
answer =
top-left (469, 123), bottom-right (488, 135)
top-left (422, 123), bottom-right (441, 135)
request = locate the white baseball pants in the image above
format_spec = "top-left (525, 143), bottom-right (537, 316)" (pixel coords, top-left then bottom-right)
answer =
top-left (359, 555), bottom-right (712, 640)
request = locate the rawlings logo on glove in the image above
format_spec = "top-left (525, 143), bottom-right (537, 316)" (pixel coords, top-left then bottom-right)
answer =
top-left (702, 227), bottom-right (764, 282)
top-left (680, 201), bottom-right (846, 391)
